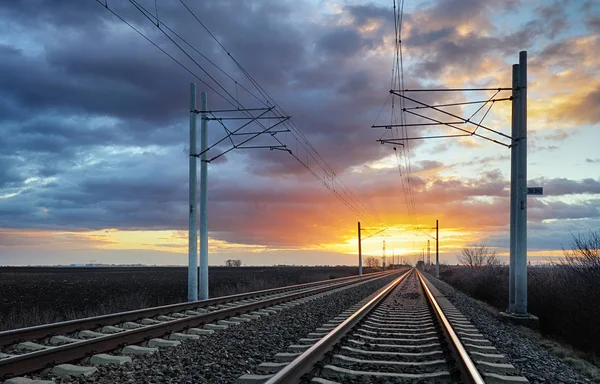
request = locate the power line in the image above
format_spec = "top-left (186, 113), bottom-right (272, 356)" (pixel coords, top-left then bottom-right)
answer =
top-left (390, 0), bottom-right (419, 236)
top-left (94, 0), bottom-right (382, 228)
top-left (176, 0), bottom-right (383, 227)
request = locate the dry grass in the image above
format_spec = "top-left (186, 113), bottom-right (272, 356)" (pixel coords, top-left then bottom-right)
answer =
top-left (0, 266), bottom-right (369, 331)
top-left (515, 325), bottom-right (600, 381)
top-left (0, 291), bottom-right (152, 331)
top-left (439, 265), bottom-right (600, 379)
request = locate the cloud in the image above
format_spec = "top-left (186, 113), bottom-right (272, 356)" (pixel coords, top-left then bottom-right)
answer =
top-left (0, 0), bottom-right (599, 265)
top-left (530, 178), bottom-right (600, 196)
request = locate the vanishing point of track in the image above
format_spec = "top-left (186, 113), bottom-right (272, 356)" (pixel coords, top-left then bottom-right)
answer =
top-left (241, 269), bottom-right (529, 383)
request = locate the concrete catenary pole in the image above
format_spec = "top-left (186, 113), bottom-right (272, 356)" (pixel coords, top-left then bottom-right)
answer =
top-left (508, 64), bottom-right (520, 312)
top-left (188, 83), bottom-right (198, 302)
top-left (199, 92), bottom-right (209, 300)
top-left (435, 219), bottom-right (439, 277)
top-left (358, 221), bottom-right (363, 275)
top-left (515, 51), bottom-right (528, 314)
top-left (382, 240), bottom-right (386, 270)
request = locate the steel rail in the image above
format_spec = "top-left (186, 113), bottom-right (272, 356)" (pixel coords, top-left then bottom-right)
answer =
top-left (0, 271), bottom-right (400, 378)
top-left (0, 270), bottom-right (391, 348)
top-left (265, 269), bottom-right (412, 383)
top-left (416, 270), bottom-right (485, 384)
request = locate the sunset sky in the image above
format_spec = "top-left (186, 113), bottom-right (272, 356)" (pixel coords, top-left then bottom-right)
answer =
top-left (1, 0), bottom-right (599, 266)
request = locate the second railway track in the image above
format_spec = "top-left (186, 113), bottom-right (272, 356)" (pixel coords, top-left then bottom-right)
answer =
top-left (241, 269), bottom-right (529, 384)
top-left (0, 270), bottom-right (396, 382)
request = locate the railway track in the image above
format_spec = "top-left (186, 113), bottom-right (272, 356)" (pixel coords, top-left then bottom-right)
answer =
top-left (240, 269), bottom-right (529, 384)
top-left (0, 270), bottom-right (397, 382)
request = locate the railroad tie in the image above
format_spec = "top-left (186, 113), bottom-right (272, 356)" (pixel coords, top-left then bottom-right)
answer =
top-left (100, 325), bottom-right (124, 334)
top-left (89, 353), bottom-right (132, 366)
top-left (3, 378), bottom-right (56, 384)
top-left (121, 345), bottom-right (158, 355)
top-left (52, 364), bottom-right (98, 377)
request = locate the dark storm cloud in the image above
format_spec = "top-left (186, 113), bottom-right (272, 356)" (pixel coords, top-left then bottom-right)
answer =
top-left (582, 1), bottom-right (600, 33)
top-left (0, 152), bottom-right (191, 231)
top-left (531, 178), bottom-right (600, 196)
top-left (400, 0), bottom-right (551, 82)
top-left (0, 27), bottom-right (183, 124)
top-left (317, 28), bottom-right (366, 57)
top-left (347, 4), bottom-right (391, 25)
top-left (315, 2), bottom-right (393, 58)
top-left (535, 1), bottom-right (568, 39)
top-left (586, 15), bottom-right (600, 33)
top-left (529, 199), bottom-right (600, 221)
top-left (406, 22), bottom-right (542, 79)
top-left (0, 156), bottom-right (24, 188)
top-left (537, 38), bottom-right (585, 67)
top-left (0, 0), bottom-right (597, 251)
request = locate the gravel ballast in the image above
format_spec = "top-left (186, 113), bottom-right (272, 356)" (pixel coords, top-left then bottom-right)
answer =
top-left (424, 272), bottom-right (594, 384)
top-left (30, 273), bottom-right (399, 384)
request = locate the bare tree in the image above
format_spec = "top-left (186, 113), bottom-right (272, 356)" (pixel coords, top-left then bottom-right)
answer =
top-left (458, 244), bottom-right (500, 267)
top-left (561, 230), bottom-right (600, 278)
top-left (365, 256), bottom-right (381, 268)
